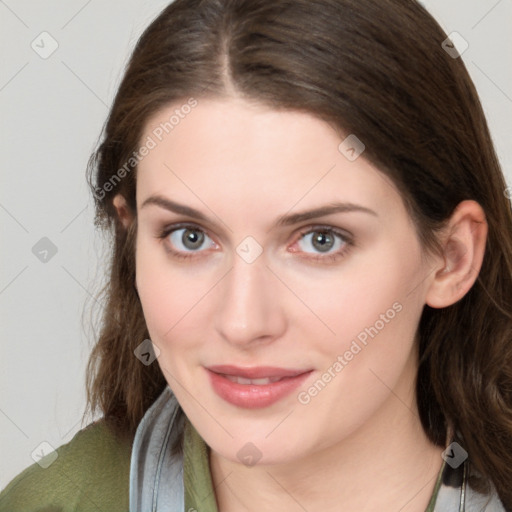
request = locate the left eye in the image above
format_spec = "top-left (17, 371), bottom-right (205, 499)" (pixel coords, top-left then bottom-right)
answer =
top-left (296, 228), bottom-right (347, 254)
top-left (167, 227), bottom-right (216, 252)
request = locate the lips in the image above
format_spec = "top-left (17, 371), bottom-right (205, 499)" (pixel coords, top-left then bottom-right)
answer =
top-left (206, 364), bottom-right (313, 408)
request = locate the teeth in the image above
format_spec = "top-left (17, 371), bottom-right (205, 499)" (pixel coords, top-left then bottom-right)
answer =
top-left (223, 375), bottom-right (283, 385)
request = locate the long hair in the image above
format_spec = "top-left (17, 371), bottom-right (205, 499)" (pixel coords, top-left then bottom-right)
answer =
top-left (84, 0), bottom-right (512, 505)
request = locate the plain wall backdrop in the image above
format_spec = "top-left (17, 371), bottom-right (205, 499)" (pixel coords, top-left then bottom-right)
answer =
top-left (1, 0), bottom-right (511, 489)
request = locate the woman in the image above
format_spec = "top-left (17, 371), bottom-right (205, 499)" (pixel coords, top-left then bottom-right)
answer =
top-left (1, 0), bottom-right (511, 510)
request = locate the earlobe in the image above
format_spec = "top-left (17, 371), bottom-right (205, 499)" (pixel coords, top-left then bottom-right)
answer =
top-left (113, 194), bottom-right (134, 229)
top-left (425, 200), bottom-right (488, 309)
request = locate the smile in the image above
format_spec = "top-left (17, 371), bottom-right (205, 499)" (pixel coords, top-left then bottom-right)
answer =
top-left (205, 365), bottom-right (313, 408)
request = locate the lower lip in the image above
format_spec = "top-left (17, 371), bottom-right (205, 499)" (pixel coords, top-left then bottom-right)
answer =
top-left (206, 369), bottom-right (313, 409)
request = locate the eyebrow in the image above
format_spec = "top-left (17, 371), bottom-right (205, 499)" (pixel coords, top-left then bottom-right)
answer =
top-left (140, 195), bottom-right (378, 228)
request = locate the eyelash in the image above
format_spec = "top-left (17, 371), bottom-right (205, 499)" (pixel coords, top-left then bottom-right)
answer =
top-left (156, 222), bottom-right (354, 264)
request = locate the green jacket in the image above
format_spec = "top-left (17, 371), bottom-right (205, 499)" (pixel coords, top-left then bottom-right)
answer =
top-left (0, 420), bottom-right (132, 511)
top-left (0, 415), bottom-right (217, 512)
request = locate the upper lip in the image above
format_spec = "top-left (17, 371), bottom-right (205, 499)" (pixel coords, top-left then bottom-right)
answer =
top-left (207, 365), bottom-right (312, 379)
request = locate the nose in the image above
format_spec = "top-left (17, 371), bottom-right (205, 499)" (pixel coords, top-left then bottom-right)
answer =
top-left (214, 252), bottom-right (287, 348)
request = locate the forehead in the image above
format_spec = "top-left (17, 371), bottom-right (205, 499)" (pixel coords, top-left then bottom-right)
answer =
top-left (136, 97), bottom-right (402, 221)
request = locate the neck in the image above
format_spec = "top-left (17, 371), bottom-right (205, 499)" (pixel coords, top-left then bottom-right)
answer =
top-left (209, 358), bottom-right (445, 512)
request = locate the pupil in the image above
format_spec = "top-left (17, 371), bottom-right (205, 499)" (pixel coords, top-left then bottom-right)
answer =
top-left (183, 229), bottom-right (204, 250)
top-left (312, 231), bottom-right (333, 252)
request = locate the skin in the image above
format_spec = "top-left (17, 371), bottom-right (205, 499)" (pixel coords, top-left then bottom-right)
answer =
top-left (114, 96), bottom-right (487, 512)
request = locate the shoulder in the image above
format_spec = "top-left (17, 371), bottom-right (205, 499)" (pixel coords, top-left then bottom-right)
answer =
top-left (0, 419), bottom-right (132, 512)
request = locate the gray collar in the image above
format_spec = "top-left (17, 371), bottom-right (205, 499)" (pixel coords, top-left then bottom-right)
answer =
top-left (129, 386), bottom-right (506, 511)
top-left (434, 452), bottom-right (506, 511)
top-left (129, 385), bottom-right (184, 512)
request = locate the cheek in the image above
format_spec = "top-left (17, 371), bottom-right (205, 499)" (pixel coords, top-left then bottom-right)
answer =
top-left (300, 243), bottom-right (426, 392)
top-left (291, 267), bottom-right (423, 441)
top-left (135, 236), bottom-right (181, 339)
top-left (135, 235), bottom-right (216, 352)
top-left (300, 248), bottom-right (419, 342)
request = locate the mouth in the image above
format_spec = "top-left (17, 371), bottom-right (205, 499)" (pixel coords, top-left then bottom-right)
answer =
top-left (205, 364), bottom-right (313, 408)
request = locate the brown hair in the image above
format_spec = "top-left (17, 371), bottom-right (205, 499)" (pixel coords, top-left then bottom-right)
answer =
top-left (84, 0), bottom-right (512, 505)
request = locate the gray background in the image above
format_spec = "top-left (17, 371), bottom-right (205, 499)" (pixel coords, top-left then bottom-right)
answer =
top-left (1, 0), bottom-right (511, 488)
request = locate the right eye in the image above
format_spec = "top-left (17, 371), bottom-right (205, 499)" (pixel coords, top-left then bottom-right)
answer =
top-left (157, 223), bottom-right (219, 260)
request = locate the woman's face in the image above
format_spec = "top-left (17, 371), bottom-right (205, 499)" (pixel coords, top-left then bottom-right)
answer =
top-left (134, 97), bottom-right (436, 465)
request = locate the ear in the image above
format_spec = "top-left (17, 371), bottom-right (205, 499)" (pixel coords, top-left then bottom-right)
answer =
top-left (112, 194), bottom-right (134, 229)
top-left (425, 200), bottom-right (488, 308)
